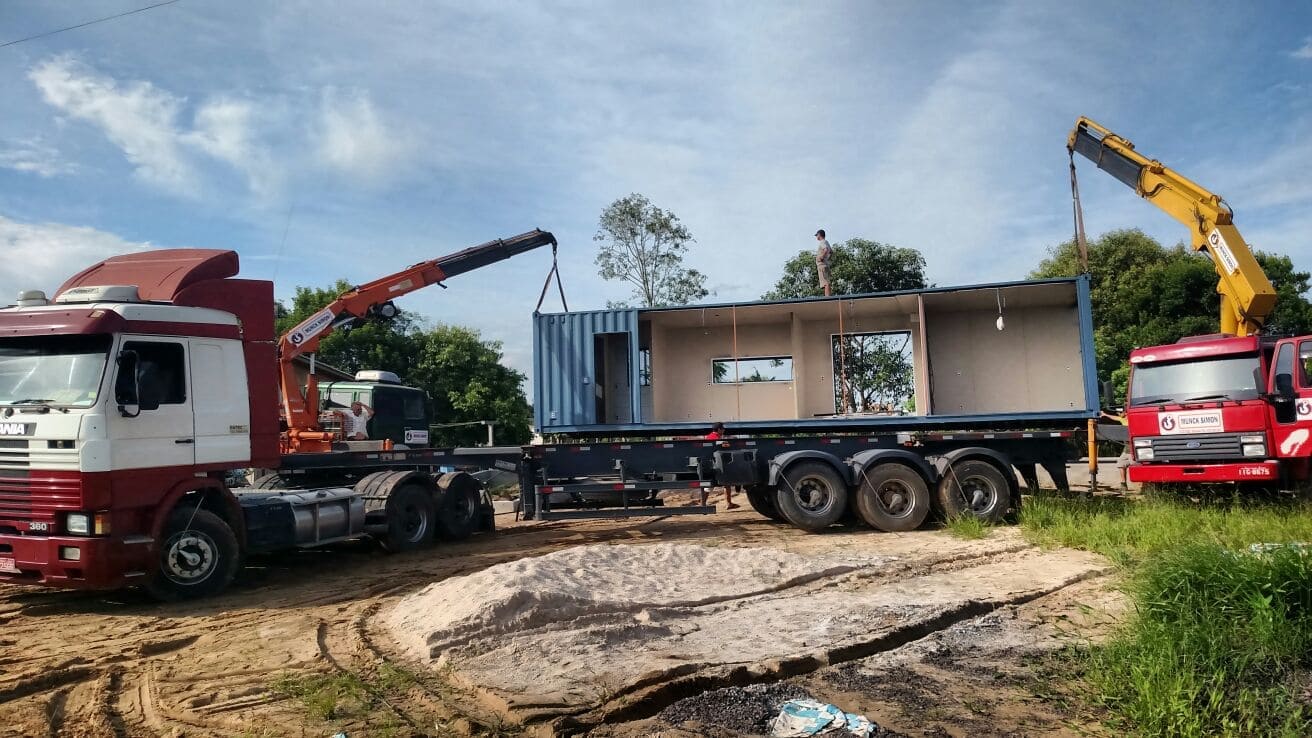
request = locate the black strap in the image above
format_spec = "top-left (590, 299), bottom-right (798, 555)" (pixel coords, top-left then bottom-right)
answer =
top-left (535, 244), bottom-right (569, 313)
top-left (1069, 151), bottom-right (1090, 273)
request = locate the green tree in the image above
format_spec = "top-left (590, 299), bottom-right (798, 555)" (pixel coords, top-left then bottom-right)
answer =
top-left (274, 283), bottom-right (531, 446)
top-left (595, 193), bottom-right (710, 307)
top-left (408, 326), bottom-right (532, 446)
top-left (764, 238), bottom-right (927, 300)
top-left (1030, 229), bottom-right (1312, 403)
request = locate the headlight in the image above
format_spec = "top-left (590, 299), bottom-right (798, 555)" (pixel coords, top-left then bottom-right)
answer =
top-left (65, 513), bottom-right (90, 535)
top-left (1134, 438), bottom-right (1152, 448)
top-left (1240, 435), bottom-right (1265, 444)
top-left (1243, 444), bottom-right (1266, 457)
top-left (1137, 448), bottom-right (1155, 460)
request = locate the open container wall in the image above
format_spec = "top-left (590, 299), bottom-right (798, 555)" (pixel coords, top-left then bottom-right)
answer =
top-left (533, 276), bottom-right (1096, 435)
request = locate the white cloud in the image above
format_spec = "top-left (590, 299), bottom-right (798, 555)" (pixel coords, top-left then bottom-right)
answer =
top-left (0, 138), bottom-right (74, 178)
top-left (28, 56), bottom-right (197, 193)
top-left (0, 215), bottom-right (155, 302)
top-left (314, 87), bottom-right (414, 183)
top-left (183, 96), bottom-right (279, 196)
top-left (1293, 37), bottom-right (1312, 60)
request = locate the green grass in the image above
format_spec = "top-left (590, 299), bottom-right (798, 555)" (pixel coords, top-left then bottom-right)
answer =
top-left (944, 514), bottom-right (991, 540)
top-left (271, 671), bottom-right (371, 722)
top-left (1020, 494), bottom-right (1312, 737)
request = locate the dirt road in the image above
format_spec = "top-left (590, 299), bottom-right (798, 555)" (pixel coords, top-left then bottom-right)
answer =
top-left (0, 510), bottom-right (1120, 737)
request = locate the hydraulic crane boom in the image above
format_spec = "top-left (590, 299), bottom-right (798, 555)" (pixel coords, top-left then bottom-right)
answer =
top-left (1067, 117), bottom-right (1276, 337)
top-left (279, 228), bottom-right (557, 452)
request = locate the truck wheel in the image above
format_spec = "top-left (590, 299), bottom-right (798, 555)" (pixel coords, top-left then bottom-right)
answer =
top-left (855, 464), bottom-right (931, 532)
top-left (252, 473), bottom-right (286, 490)
top-left (745, 485), bottom-right (784, 522)
top-left (381, 483), bottom-right (436, 552)
top-left (144, 508), bottom-right (240, 601)
top-left (775, 462), bottom-right (849, 533)
top-left (435, 472), bottom-right (481, 541)
top-left (937, 460), bottom-right (1011, 524)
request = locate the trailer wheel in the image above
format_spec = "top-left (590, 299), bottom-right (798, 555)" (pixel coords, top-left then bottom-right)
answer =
top-left (855, 464), bottom-right (931, 532)
top-left (144, 508), bottom-right (240, 601)
top-left (745, 485), bottom-right (784, 522)
top-left (435, 472), bottom-right (481, 541)
top-left (775, 462), bottom-right (849, 532)
top-left (937, 459), bottom-right (1011, 523)
top-left (381, 483), bottom-right (436, 552)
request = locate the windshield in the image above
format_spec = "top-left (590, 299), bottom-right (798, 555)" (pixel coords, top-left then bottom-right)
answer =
top-left (1129, 355), bottom-right (1261, 407)
top-left (0, 335), bottom-right (112, 408)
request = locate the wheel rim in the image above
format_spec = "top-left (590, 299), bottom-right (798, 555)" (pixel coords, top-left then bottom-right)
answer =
top-left (876, 479), bottom-right (916, 519)
top-left (399, 501), bottom-right (430, 543)
top-left (793, 475), bottom-right (835, 514)
top-left (449, 490), bottom-right (475, 524)
top-left (959, 474), bottom-right (999, 513)
top-left (162, 529), bottom-right (218, 585)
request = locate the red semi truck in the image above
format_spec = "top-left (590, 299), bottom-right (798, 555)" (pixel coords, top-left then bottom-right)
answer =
top-left (1069, 119), bottom-right (1309, 491)
top-left (0, 232), bottom-right (554, 599)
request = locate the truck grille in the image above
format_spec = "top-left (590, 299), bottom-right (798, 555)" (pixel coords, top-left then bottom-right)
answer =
top-left (1145, 433), bottom-right (1246, 461)
top-left (0, 442), bottom-right (81, 525)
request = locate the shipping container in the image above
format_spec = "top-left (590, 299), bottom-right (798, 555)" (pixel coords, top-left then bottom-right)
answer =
top-left (533, 277), bottom-right (1097, 435)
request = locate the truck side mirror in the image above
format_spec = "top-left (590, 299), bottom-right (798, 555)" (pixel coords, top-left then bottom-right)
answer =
top-left (1253, 367), bottom-right (1267, 394)
top-left (115, 350), bottom-right (141, 417)
top-left (1274, 372), bottom-right (1295, 401)
top-left (1100, 379), bottom-right (1115, 409)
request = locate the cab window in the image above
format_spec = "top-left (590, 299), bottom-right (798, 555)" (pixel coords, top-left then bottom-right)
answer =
top-left (1275, 343), bottom-right (1295, 393)
top-left (1300, 342), bottom-right (1312, 388)
top-left (120, 341), bottom-right (186, 405)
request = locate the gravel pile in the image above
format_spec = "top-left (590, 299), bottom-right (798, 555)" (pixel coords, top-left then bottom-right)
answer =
top-left (657, 682), bottom-right (812, 734)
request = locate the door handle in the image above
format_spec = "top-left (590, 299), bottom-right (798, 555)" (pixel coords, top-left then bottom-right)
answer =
top-left (175, 438), bottom-right (195, 444)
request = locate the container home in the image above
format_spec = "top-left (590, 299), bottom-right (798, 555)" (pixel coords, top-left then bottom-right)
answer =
top-left (533, 277), bottom-right (1097, 435)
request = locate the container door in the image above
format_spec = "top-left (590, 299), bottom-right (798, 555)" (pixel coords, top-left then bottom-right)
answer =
top-left (108, 338), bottom-right (195, 470)
top-left (1268, 338), bottom-right (1312, 457)
top-left (594, 333), bottom-right (633, 424)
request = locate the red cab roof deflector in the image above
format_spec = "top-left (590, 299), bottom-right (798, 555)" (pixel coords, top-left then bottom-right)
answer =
top-left (55, 249), bottom-right (240, 303)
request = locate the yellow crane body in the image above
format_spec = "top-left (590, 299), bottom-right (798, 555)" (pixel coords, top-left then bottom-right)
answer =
top-left (1068, 117), bottom-right (1277, 336)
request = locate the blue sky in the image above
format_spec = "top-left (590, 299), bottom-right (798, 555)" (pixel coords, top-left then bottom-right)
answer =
top-left (1, 1), bottom-right (1310, 389)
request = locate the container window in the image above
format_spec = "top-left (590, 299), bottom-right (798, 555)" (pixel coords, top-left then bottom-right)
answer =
top-left (712, 356), bottom-right (793, 384)
top-left (832, 331), bottom-right (914, 414)
top-left (639, 349), bottom-right (652, 387)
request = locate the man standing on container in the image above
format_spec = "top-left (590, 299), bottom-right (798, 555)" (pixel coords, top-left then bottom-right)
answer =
top-left (815, 229), bottom-right (833, 297)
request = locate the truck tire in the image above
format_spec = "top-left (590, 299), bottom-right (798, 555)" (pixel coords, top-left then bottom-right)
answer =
top-left (774, 462), bottom-right (849, 533)
top-left (936, 459), bottom-right (1011, 524)
top-left (435, 472), bottom-right (481, 541)
top-left (380, 482), bottom-right (436, 552)
top-left (855, 463), bottom-right (931, 532)
top-left (252, 473), bottom-right (286, 490)
top-left (745, 485), bottom-right (784, 522)
top-left (144, 508), bottom-right (240, 601)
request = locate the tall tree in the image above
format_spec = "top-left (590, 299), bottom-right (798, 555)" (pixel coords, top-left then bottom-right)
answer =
top-left (273, 284), bottom-right (531, 445)
top-left (594, 193), bottom-right (710, 307)
top-left (764, 238), bottom-right (927, 300)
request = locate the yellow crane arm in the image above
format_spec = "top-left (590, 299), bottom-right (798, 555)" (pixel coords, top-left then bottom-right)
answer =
top-left (1067, 117), bottom-right (1276, 336)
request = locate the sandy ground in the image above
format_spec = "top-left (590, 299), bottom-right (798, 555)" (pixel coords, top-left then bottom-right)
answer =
top-left (0, 505), bottom-right (1123, 737)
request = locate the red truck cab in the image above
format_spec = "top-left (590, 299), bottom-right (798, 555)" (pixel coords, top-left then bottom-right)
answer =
top-left (0, 250), bottom-right (279, 595)
top-left (1125, 334), bottom-right (1312, 487)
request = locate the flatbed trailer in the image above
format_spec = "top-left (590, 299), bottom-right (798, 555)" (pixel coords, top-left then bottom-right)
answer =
top-left (518, 428), bottom-right (1077, 530)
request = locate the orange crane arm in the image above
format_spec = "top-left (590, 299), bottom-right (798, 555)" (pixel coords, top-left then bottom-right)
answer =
top-left (278, 229), bottom-right (557, 451)
top-left (1068, 117), bottom-right (1276, 336)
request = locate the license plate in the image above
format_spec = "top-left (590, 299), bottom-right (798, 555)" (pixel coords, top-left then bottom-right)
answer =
top-left (0, 557), bottom-right (17, 574)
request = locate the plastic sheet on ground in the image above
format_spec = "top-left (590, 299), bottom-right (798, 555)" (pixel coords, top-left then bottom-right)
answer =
top-left (768, 699), bottom-right (875, 737)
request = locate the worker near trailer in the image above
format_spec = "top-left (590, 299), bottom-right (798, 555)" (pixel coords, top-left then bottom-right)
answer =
top-left (344, 401), bottom-right (375, 440)
top-left (704, 422), bottom-right (742, 509)
top-left (815, 229), bottom-right (833, 297)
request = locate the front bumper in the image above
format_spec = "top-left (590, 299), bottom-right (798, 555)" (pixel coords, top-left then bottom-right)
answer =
top-left (1129, 460), bottom-right (1280, 484)
top-left (0, 533), bottom-right (152, 590)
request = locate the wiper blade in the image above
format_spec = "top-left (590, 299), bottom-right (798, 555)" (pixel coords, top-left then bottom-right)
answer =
top-left (1182, 393), bottom-right (1233, 402)
top-left (4, 398), bottom-right (54, 405)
